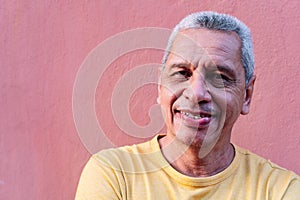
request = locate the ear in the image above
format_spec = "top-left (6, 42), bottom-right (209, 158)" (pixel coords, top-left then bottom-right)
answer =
top-left (241, 75), bottom-right (256, 115)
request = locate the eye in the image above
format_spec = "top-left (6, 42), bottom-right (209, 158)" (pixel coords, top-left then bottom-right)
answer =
top-left (215, 73), bottom-right (230, 81)
top-left (207, 72), bottom-right (232, 87)
top-left (174, 69), bottom-right (192, 79)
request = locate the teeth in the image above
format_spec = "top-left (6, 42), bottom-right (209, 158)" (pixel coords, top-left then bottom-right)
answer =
top-left (180, 111), bottom-right (202, 119)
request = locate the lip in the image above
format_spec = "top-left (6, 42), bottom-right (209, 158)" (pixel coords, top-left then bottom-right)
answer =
top-left (174, 109), bottom-right (212, 129)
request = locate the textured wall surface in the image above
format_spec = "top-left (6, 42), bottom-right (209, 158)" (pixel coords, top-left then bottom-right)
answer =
top-left (1, 1), bottom-right (300, 199)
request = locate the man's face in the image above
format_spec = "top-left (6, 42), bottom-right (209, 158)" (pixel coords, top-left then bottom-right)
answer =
top-left (158, 28), bottom-right (254, 148)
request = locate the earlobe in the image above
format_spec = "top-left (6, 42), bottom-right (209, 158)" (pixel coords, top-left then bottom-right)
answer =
top-left (241, 75), bottom-right (256, 115)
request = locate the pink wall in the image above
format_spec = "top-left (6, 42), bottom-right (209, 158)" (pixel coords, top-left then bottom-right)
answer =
top-left (1, 1), bottom-right (300, 199)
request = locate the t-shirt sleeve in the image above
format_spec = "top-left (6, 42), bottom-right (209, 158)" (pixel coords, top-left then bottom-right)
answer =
top-left (75, 156), bottom-right (123, 200)
top-left (282, 177), bottom-right (300, 200)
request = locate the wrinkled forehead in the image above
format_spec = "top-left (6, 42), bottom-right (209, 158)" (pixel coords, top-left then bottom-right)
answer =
top-left (167, 28), bottom-right (242, 66)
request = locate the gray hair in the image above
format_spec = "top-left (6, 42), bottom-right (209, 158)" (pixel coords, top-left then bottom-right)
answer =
top-left (162, 11), bottom-right (254, 85)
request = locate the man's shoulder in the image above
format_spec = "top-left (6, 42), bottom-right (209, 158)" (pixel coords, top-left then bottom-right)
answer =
top-left (233, 145), bottom-right (300, 198)
top-left (234, 144), bottom-right (300, 181)
top-left (94, 134), bottom-right (158, 157)
top-left (91, 135), bottom-right (165, 173)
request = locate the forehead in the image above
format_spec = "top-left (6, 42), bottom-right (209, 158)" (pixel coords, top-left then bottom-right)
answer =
top-left (168, 28), bottom-right (242, 67)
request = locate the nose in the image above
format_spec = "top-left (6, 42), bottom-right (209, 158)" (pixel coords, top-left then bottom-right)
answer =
top-left (183, 75), bottom-right (211, 103)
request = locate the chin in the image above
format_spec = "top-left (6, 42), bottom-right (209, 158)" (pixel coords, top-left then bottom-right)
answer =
top-left (176, 126), bottom-right (224, 149)
top-left (175, 128), bottom-right (207, 147)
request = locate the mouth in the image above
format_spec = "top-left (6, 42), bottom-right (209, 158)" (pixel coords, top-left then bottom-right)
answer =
top-left (179, 110), bottom-right (211, 120)
top-left (174, 109), bottom-right (213, 128)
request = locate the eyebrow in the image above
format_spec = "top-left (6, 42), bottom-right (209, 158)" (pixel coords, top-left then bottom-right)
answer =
top-left (170, 62), bottom-right (235, 73)
top-left (168, 62), bottom-right (192, 70)
top-left (210, 65), bottom-right (236, 76)
top-left (167, 59), bottom-right (238, 77)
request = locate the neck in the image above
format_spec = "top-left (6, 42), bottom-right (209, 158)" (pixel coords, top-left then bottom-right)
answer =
top-left (158, 135), bottom-right (235, 177)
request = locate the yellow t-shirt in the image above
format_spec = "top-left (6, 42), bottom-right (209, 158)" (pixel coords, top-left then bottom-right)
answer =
top-left (75, 135), bottom-right (300, 200)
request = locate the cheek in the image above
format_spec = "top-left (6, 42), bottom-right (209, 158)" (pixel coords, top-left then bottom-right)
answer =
top-left (210, 88), bottom-right (244, 121)
top-left (159, 86), bottom-right (175, 121)
top-left (159, 82), bottom-right (185, 127)
top-left (159, 86), bottom-right (173, 106)
top-left (209, 88), bottom-right (227, 112)
top-left (159, 79), bottom-right (184, 108)
top-left (222, 92), bottom-right (245, 124)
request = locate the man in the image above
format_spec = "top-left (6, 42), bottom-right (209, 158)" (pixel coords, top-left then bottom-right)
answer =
top-left (75, 11), bottom-right (300, 199)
